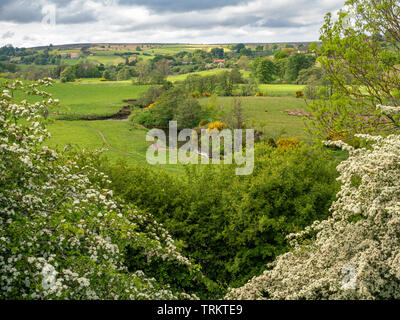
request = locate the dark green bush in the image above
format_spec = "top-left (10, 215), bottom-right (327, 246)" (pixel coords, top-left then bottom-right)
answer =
top-left (101, 143), bottom-right (340, 291)
top-left (132, 109), bottom-right (158, 127)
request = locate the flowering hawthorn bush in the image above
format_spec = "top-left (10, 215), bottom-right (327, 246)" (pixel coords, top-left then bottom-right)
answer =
top-left (227, 119), bottom-right (400, 299)
top-left (0, 79), bottom-right (201, 300)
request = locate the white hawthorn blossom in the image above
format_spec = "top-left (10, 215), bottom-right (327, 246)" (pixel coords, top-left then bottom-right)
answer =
top-left (227, 127), bottom-right (400, 300)
top-left (0, 79), bottom-right (199, 300)
top-left (377, 104), bottom-right (400, 117)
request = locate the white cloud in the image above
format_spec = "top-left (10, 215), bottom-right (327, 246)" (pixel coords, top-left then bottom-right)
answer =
top-left (0, 0), bottom-right (346, 47)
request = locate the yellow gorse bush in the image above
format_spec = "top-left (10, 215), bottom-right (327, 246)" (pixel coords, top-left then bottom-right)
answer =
top-left (277, 138), bottom-right (300, 151)
top-left (144, 102), bottom-right (157, 110)
top-left (326, 130), bottom-right (346, 142)
top-left (207, 121), bottom-right (227, 132)
top-left (191, 92), bottom-right (201, 98)
top-left (294, 91), bottom-right (304, 98)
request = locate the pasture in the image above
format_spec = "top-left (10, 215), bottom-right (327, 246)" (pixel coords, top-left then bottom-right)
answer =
top-left (32, 75), bottom-right (312, 173)
top-left (167, 69), bottom-right (248, 82)
top-left (45, 82), bottom-right (149, 119)
top-left (258, 84), bottom-right (305, 97)
top-left (45, 120), bottom-right (185, 174)
top-left (199, 96), bottom-right (311, 140)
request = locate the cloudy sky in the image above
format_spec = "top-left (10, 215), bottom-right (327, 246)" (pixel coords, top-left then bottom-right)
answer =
top-left (0, 0), bottom-right (345, 47)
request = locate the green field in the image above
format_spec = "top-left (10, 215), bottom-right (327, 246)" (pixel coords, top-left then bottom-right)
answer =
top-left (45, 120), bottom-right (185, 174)
top-left (258, 84), bottom-right (305, 96)
top-left (199, 96), bottom-right (311, 140)
top-left (167, 69), bottom-right (251, 82)
top-left (167, 72), bottom-right (303, 97)
top-left (17, 64), bottom-right (58, 70)
top-left (86, 55), bottom-right (125, 65)
top-left (20, 75), bottom-right (313, 172)
top-left (44, 82), bottom-right (149, 119)
top-left (51, 43), bottom-right (234, 67)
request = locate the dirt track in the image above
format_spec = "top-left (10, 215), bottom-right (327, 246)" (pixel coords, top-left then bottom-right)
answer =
top-left (81, 125), bottom-right (133, 158)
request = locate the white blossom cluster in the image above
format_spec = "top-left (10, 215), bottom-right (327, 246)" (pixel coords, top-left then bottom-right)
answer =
top-left (377, 104), bottom-right (400, 117)
top-left (226, 131), bottom-right (400, 300)
top-left (0, 80), bottom-right (198, 300)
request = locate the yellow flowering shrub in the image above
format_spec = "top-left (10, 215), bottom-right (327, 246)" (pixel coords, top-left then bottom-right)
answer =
top-left (277, 138), bottom-right (300, 151)
top-left (207, 121), bottom-right (227, 132)
top-left (326, 130), bottom-right (346, 142)
top-left (144, 102), bottom-right (156, 110)
top-left (191, 92), bottom-right (201, 98)
top-left (294, 91), bottom-right (304, 98)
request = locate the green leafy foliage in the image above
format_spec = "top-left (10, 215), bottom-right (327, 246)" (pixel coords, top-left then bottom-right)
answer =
top-left (251, 57), bottom-right (276, 83)
top-left (60, 66), bottom-right (76, 83)
top-left (180, 71), bottom-right (237, 96)
top-left (285, 53), bottom-right (315, 82)
top-left (102, 143), bottom-right (340, 288)
top-left (308, 0), bottom-right (400, 143)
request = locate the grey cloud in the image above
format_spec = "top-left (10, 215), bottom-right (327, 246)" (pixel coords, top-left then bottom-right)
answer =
top-left (0, 0), bottom-right (346, 46)
top-left (161, 14), bottom-right (261, 30)
top-left (56, 10), bottom-right (98, 24)
top-left (256, 18), bottom-right (315, 29)
top-left (2, 31), bottom-right (15, 39)
top-left (116, 0), bottom-right (345, 33)
top-left (118, 0), bottom-right (250, 12)
top-left (118, 8), bottom-right (317, 33)
top-left (23, 35), bottom-right (36, 41)
top-left (0, 0), bottom-right (98, 24)
top-left (0, 1), bottom-right (43, 23)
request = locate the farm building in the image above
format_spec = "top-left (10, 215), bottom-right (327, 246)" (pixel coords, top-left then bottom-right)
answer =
top-left (213, 59), bottom-right (226, 68)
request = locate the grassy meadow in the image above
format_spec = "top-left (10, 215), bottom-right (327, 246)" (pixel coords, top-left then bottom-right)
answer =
top-left (46, 82), bottom-right (149, 119)
top-left (8, 53), bottom-right (311, 173)
top-left (167, 69), bottom-right (251, 82)
top-left (52, 44), bottom-right (234, 68)
top-left (258, 84), bottom-right (305, 96)
top-left (1, 70), bottom-right (312, 172)
top-left (40, 79), bottom-right (312, 173)
top-left (46, 120), bottom-right (186, 174)
top-left (199, 96), bottom-right (311, 140)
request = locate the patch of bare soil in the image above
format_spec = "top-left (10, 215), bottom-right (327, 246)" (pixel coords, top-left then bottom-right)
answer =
top-left (79, 105), bottom-right (133, 121)
top-left (123, 99), bottom-right (139, 105)
top-left (111, 105), bottom-right (132, 119)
